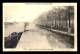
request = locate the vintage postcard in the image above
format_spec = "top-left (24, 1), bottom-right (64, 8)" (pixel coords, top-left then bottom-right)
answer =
top-left (3, 3), bottom-right (77, 51)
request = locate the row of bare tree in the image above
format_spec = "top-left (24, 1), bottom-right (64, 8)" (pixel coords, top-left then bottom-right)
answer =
top-left (36, 6), bottom-right (74, 33)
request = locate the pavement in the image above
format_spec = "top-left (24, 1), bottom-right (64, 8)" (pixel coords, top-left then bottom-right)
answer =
top-left (39, 26), bottom-right (74, 37)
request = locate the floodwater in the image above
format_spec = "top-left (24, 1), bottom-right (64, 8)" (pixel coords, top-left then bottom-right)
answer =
top-left (4, 22), bottom-right (25, 37)
top-left (4, 23), bottom-right (73, 50)
top-left (16, 23), bottom-right (73, 50)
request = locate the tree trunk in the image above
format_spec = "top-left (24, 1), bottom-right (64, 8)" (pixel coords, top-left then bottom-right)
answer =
top-left (61, 20), bottom-right (63, 28)
top-left (68, 7), bottom-right (71, 33)
top-left (59, 19), bottom-right (60, 28)
top-left (69, 17), bottom-right (71, 27)
top-left (55, 19), bottom-right (56, 27)
top-left (69, 8), bottom-right (71, 27)
top-left (66, 20), bottom-right (67, 27)
top-left (51, 19), bottom-right (53, 29)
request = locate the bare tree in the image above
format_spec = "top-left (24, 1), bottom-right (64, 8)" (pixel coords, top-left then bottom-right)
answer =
top-left (65, 6), bottom-right (74, 27)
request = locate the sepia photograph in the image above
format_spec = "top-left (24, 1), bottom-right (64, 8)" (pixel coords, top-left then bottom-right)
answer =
top-left (3, 3), bottom-right (77, 51)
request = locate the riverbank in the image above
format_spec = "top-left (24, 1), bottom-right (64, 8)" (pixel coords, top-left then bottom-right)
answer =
top-left (38, 25), bottom-right (74, 46)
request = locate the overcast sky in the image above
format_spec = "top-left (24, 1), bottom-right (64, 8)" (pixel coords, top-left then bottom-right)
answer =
top-left (3, 3), bottom-right (75, 22)
top-left (3, 3), bottom-right (54, 22)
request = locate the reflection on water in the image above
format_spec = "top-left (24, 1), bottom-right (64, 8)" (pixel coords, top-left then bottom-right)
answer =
top-left (5, 22), bottom-right (74, 49)
top-left (28, 25), bottom-right (73, 48)
top-left (24, 25), bottom-right (74, 49)
top-left (46, 33), bottom-right (74, 48)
